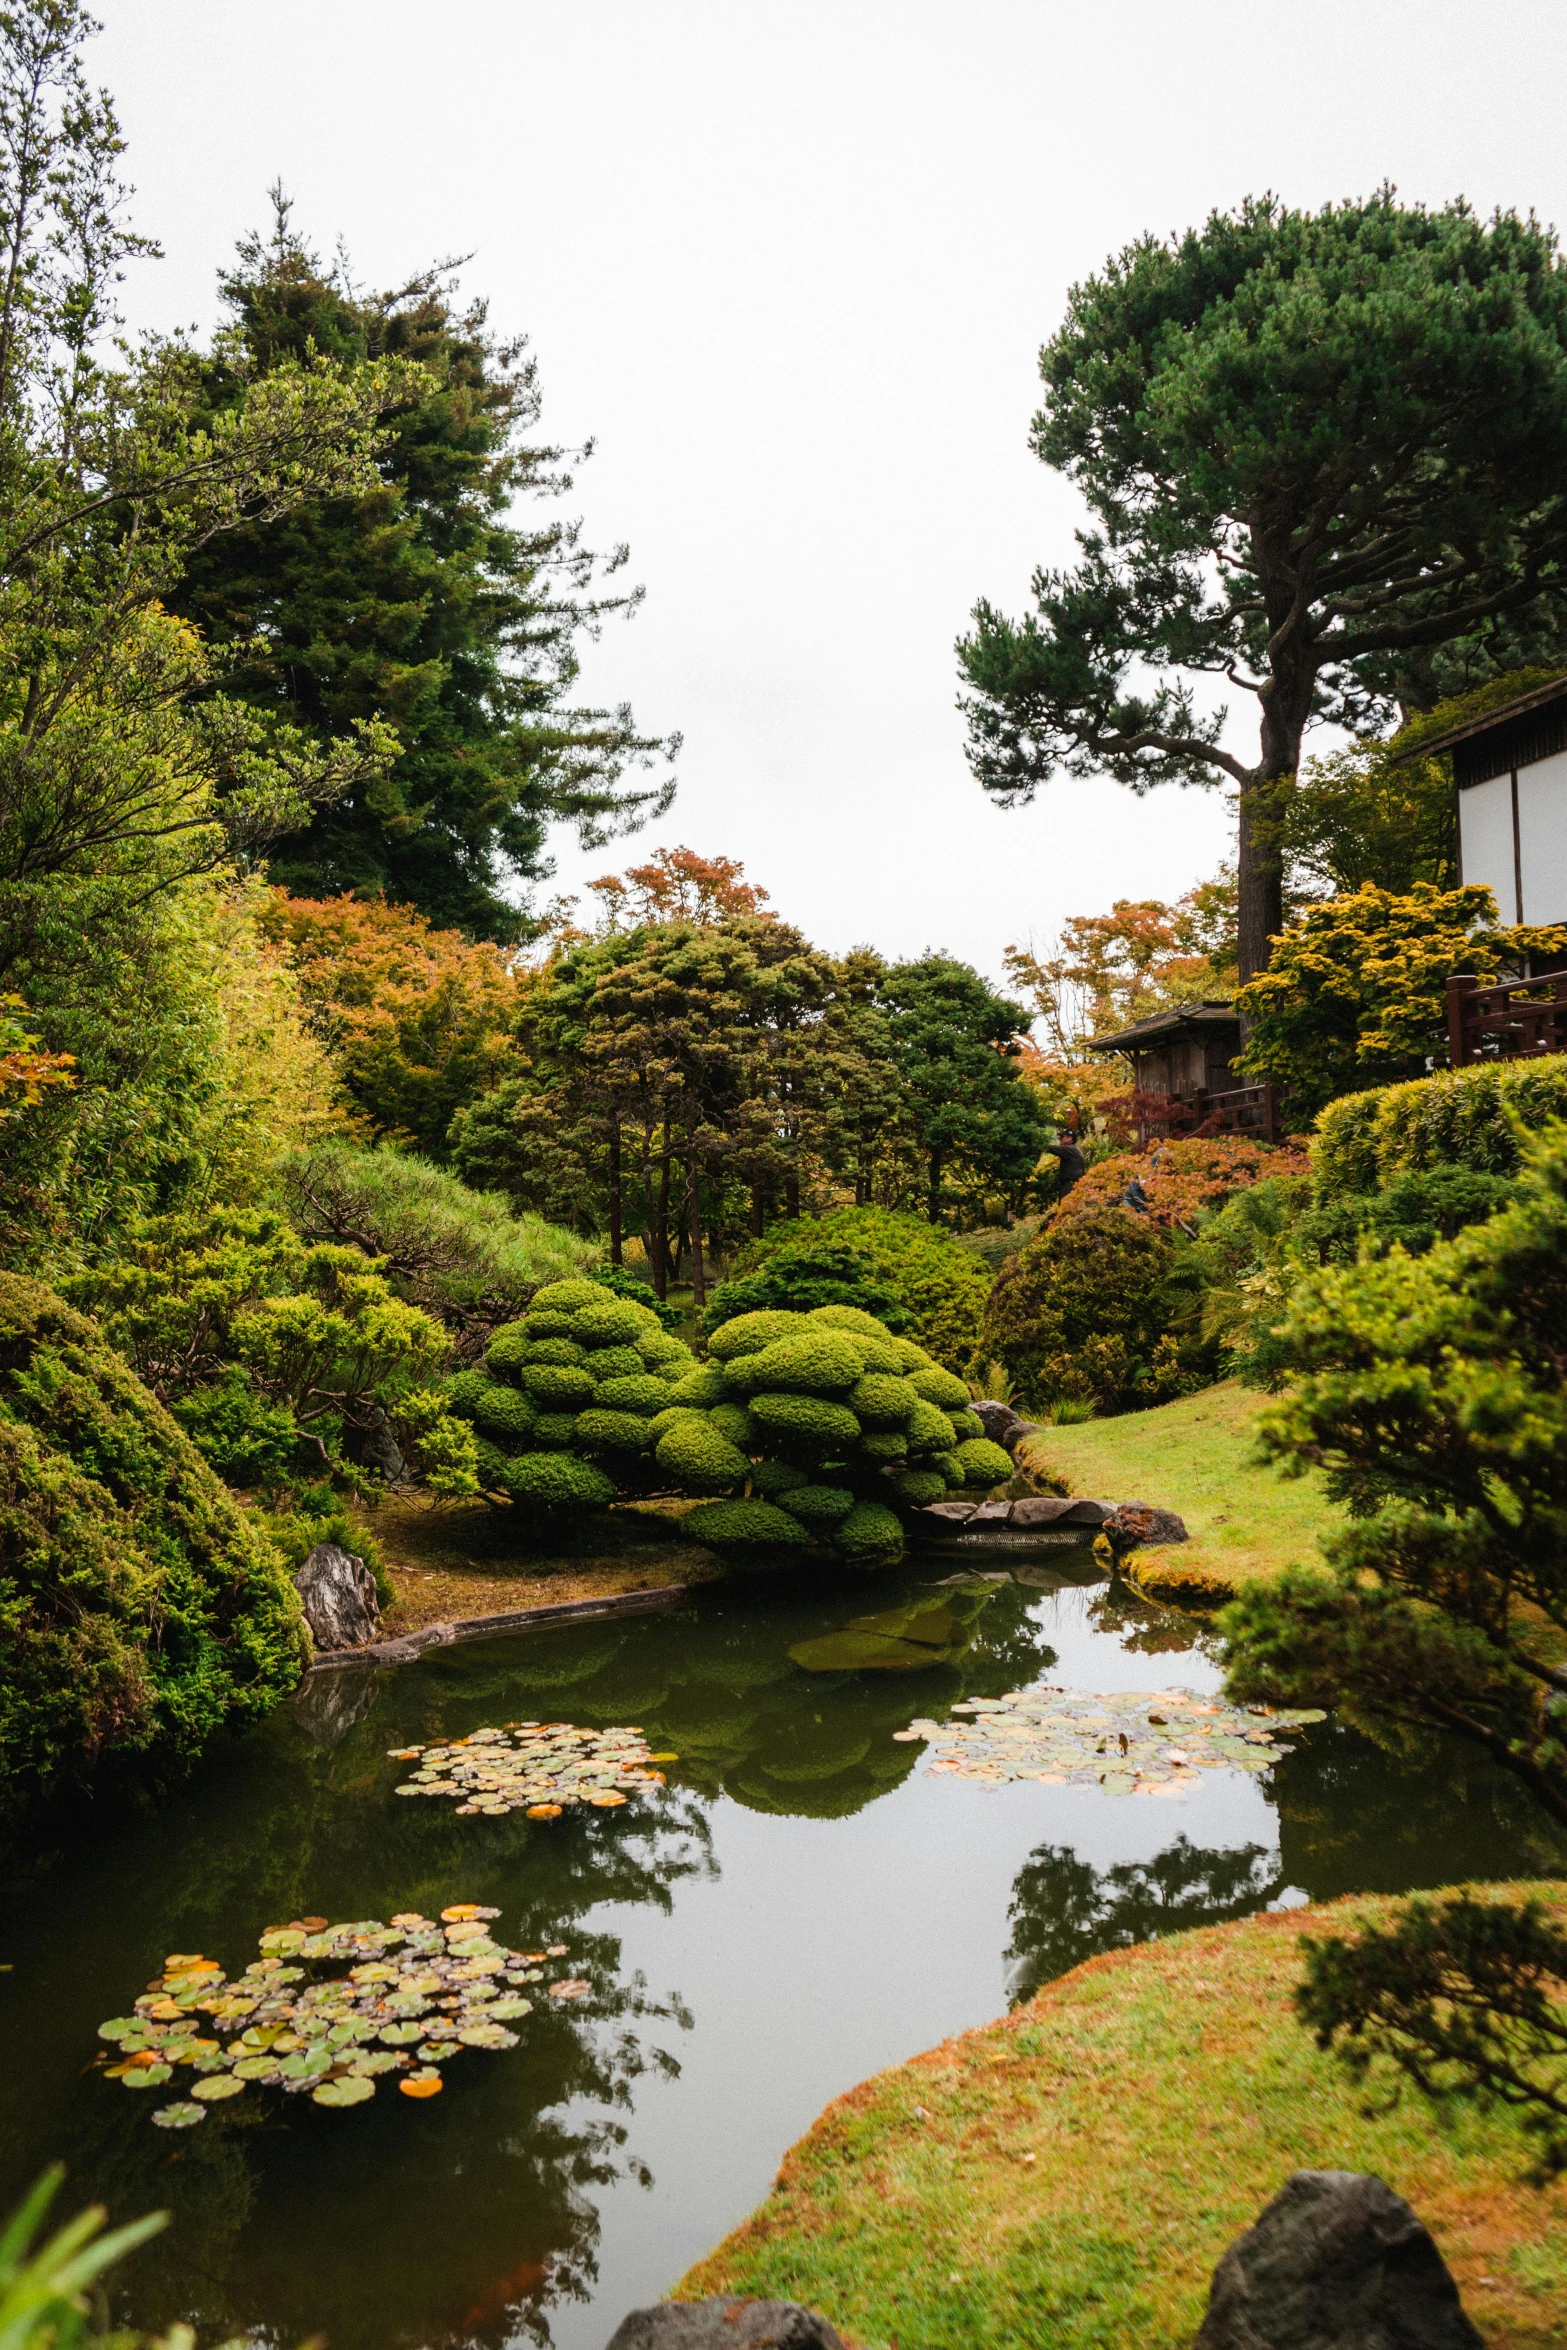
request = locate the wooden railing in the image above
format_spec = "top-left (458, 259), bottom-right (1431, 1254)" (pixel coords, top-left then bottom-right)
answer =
top-left (1447, 969), bottom-right (1567, 1067)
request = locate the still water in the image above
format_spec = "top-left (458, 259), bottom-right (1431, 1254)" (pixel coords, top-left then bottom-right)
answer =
top-left (2, 1553), bottom-right (1560, 2350)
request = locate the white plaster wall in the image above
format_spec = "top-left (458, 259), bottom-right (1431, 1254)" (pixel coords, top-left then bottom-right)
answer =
top-left (1516, 749), bottom-right (1567, 927)
top-left (1459, 772), bottom-right (1518, 923)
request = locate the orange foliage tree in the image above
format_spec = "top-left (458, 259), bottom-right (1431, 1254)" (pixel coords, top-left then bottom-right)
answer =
top-left (256, 892), bottom-right (531, 1154)
top-left (0, 996), bottom-right (74, 1119)
top-left (1005, 870), bottom-right (1237, 1061)
top-left (1051, 1134), bottom-right (1308, 1233)
top-left (584, 844), bottom-right (775, 932)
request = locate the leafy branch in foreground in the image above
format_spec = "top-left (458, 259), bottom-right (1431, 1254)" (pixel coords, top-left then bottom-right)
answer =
top-left (1221, 1121), bottom-right (1567, 1826)
top-left (0, 2164), bottom-right (165, 2348)
top-left (1298, 1893), bottom-right (1567, 2180)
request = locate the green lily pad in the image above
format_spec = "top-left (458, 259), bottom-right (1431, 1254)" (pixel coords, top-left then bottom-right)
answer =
top-left (313, 2075), bottom-right (375, 2107)
top-left (379, 2022), bottom-right (423, 2045)
top-left (488, 1997), bottom-right (533, 2020)
top-left (151, 2102), bottom-right (205, 2130)
top-left (191, 2074), bottom-right (246, 2102)
top-left (232, 2056), bottom-right (279, 2080)
top-left (419, 2041), bottom-right (461, 2062)
top-left (122, 2063), bottom-right (172, 2089)
top-left (457, 2023), bottom-right (518, 2049)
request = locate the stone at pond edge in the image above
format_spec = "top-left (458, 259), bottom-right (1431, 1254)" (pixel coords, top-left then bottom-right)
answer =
top-left (295, 1542), bottom-right (380, 1653)
top-left (604, 2301), bottom-right (844, 2350)
top-left (1105, 1503), bottom-right (1189, 1553)
top-left (1193, 2169), bottom-right (1483, 2350)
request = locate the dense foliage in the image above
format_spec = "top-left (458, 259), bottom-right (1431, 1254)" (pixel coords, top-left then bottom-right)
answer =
top-left (726, 1206), bottom-right (993, 1373)
top-left (980, 1205), bottom-right (1215, 1414)
top-left (1051, 1136), bottom-right (1306, 1233)
top-left (1221, 1125), bottom-right (1567, 1827)
top-left (0, 1272), bottom-right (307, 1818)
top-left (1298, 1892), bottom-right (1567, 2179)
top-left (700, 1242), bottom-right (914, 1336)
top-left (1235, 884), bottom-right (1567, 1119)
top-left (1313, 1053), bottom-right (1567, 1200)
top-left (445, 1281), bottom-right (1010, 1554)
top-left (172, 195), bottom-right (673, 938)
top-left (959, 191), bottom-right (1567, 978)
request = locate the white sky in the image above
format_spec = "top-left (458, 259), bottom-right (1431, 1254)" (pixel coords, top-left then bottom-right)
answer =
top-left (97, 0), bottom-right (1567, 986)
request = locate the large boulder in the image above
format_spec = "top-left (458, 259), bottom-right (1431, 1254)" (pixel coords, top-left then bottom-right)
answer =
top-left (295, 1541), bottom-right (380, 1652)
top-left (605, 2302), bottom-right (842, 2350)
top-left (1194, 2169), bottom-right (1482, 2350)
top-left (1105, 1502), bottom-right (1189, 1552)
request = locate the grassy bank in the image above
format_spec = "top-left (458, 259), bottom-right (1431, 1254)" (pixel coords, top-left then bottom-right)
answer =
top-left (360, 1498), bottom-right (721, 1638)
top-left (1016, 1380), bottom-right (1340, 1601)
top-left (683, 1890), bottom-right (1567, 2350)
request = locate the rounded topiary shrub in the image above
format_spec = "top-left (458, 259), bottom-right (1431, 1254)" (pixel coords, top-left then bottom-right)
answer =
top-left (711, 1208), bottom-right (993, 1372)
top-left (980, 1204), bottom-right (1215, 1414)
top-left (443, 1290), bottom-right (1000, 1566)
top-left (0, 1274), bottom-right (307, 1821)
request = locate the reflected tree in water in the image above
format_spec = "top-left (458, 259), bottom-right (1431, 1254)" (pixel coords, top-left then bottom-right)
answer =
top-left (1004, 1834), bottom-right (1283, 2004)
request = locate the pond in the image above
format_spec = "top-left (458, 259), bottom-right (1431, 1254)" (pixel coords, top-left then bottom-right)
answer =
top-left (2, 1548), bottom-right (1561, 2350)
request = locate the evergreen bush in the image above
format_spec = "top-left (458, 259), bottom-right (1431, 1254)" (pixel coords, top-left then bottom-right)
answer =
top-left (981, 1206), bottom-right (1216, 1413)
top-left (444, 1286), bottom-right (1000, 1560)
top-left (0, 1274), bottom-right (307, 1819)
top-left (1313, 1054), bottom-right (1567, 1200)
top-left (723, 1208), bottom-right (993, 1372)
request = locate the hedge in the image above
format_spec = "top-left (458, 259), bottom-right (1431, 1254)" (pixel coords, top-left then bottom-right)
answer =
top-left (1313, 1054), bottom-right (1567, 1200)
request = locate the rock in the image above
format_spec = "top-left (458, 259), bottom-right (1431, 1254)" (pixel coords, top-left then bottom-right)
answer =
top-left (294, 1541), bottom-right (380, 1653)
top-left (1059, 1498), bottom-right (1117, 1526)
top-left (920, 1501), bottom-right (978, 1523)
top-left (1010, 1495), bottom-right (1082, 1527)
top-left (1194, 2169), bottom-right (1483, 2350)
top-left (605, 2301), bottom-right (844, 2350)
top-left (1105, 1502), bottom-right (1190, 1552)
top-left (973, 1399), bottom-right (1023, 1447)
top-left (967, 1499), bottom-right (1014, 1523)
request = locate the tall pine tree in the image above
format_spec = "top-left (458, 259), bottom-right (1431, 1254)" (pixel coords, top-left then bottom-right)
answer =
top-left (173, 191), bottom-right (675, 939)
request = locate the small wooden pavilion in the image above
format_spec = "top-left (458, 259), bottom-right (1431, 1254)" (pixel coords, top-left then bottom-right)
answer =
top-left (1087, 1001), bottom-right (1280, 1142)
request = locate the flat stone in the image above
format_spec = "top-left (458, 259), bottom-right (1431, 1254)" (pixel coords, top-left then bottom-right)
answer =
top-left (1059, 1499), bottom-right (1117, 1526)
top-left (1106, 1502), bottom-right (1189, 1551)
top-left (1194, 2170), bottom-right (1483, 2350)
top-left (294, 1542), bottom-right (380, 1652)
top-left (967, 1500), bottom-right (1014, 1523)
top-left (605, 2301), bottom-right (844, 2350)
top-left (919, 1502), bottom-right (978, 1523)
top-left (1010, 1495), bottom-right (1081, 1527)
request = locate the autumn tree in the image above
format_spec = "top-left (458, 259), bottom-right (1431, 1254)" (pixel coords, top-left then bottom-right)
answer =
top-left (584, 844), bottom-right (773, 931)
top-left (960, 193), bottom-right (1567, 979)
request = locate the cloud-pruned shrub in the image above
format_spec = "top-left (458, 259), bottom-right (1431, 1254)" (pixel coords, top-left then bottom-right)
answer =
top-left (723, 1209), bottom-right (992, 1373)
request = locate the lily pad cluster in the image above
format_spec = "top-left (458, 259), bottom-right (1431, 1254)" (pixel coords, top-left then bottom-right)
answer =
top-left (446, 1282), bottom-right (1013, 1563)
top-left (95, 1904), bottom-right (586, 2129)
top-left (897, 1687), bottom-right (1327, 1793)
top-left (390, 1722), bottom-right (676, 1817)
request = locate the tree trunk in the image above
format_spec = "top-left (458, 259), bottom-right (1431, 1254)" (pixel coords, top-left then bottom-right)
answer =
top-left (688, 1147), bottom-right (706, 1310)
top-left (1236, 775), bottom-right (1288, 985)
top-left (652, 1151), bottom-right (671, 1298)
top-left (607, 1112), bottom-right (623, 1267)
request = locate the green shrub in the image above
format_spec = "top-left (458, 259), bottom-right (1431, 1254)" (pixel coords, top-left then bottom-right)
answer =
top-left (638, 1328), bottom-right (694, 1367)
top-left (725, 1207), bottom-right (992, 1371)
top-left (0, 1274), bottom-right (307, 1819)
top-left (575, 1408), bottom-right (653, 1454)
top-left (517, 1362), bottom-right (597, 1409)
top-left (665, 1364), bottom-right (729, 1408)
top-left (262, 1482), bottom-right (392, 1608)
top-left (908, 1363), bottom-right (971, 1412)
top-left (500, 1451), bottom-right (615, 1507)
top-left (834, 1500), bottom-right (905, 1563)
top-left (727, 1330), bottom-right (867, 1395)
top-left (952, 1436), bottom-right (1016, 1488)
top-left (574, 1298), bottom-right (652, 1348)
top-left (483, 1322), bottom-right (531, 1374)
top-left (470, 1381), bottom-right (538, 1443)
top-left (654, 1417), bottom-right (750, 1492)
top-left (533, 1412), bottom-right (580, 1447)
top-left (521, 1336), bottom-right (589, 1366)
top-left (747, 1392), bottom-right (862, 1456)
top-left (849, 1373), bottom-right (921, 1426)
top-left (907, 1397), bottom-right (960, 1452)
top-left (750, 1459), bottom-right (809, 1496)
top-left (709, 1401), bottom-right (760, 1449)
top-left (586, 1345), bottom-right (647, 1381)
top-left (683, 1499), bottom-right (809, 1550)
top-left (700, 1242), bottom-right (915, 1336)
top-left (946, 1407), bottom-right (987, 1444)
top-left (857, 1429), bottom-right (908, 1460)
top-left (589, 1263), bottom-right (684, 1330)
top-left (170, 1372), bottom-right (298, 1487)
top-left (1313, 1054), bottom-right (1567, 1200)
top-left (785, 1484), bottom-right (857, 1525)
top-left (708, 1309), bottom-right (807, 1361)
top-left (980, 1205), bottom-right (1214, 1414)
top-left (889, 1467), bottom-right (948, 1506)
top-left (595, 1374), bottom-right (670, 1416)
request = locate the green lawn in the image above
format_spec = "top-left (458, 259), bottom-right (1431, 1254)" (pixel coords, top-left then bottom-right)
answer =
top-left (1014, 1378), bottom-right (1342, 1599)
top-left (682, 1890), bottom-right (1567, 2350)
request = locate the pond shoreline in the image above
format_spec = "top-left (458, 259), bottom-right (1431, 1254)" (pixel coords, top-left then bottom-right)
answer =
top-left (305, 1576), bottom-right (707, 1670)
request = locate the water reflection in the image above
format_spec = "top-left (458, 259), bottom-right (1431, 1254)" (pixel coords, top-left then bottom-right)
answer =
top-left (4, 1553), bottom-right (1563, 2350)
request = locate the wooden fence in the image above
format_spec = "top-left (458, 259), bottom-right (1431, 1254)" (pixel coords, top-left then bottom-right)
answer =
top-left (1446, 970), bottom-right (1567, 1067)
top-left (1127, 1083), bottom-right (1281, 1147)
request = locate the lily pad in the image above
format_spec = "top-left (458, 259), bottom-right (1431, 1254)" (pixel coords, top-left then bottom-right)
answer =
top-left (379, 2022), bottom-right (424, 2045)
top-left (192, 2074), bottom-right (246, 2102)
top-left (400, 2070), bottom-right (444, 2098)
top-left (151, 2102), bottom-right (205, 2130)
top-left (488, 1997), bottom-right (533, 2020)
top-left (122, 2063), bottom-right (172, 2089)
top-left (457, 2023), bottom-right (519, 2049)
top-left (313, 2076), bottom-right (375, 2107)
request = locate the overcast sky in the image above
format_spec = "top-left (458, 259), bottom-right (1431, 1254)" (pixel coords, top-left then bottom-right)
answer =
top-left (96, 0), bottom-right (1567, 985)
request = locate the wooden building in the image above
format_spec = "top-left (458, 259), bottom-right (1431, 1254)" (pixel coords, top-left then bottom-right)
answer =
top-left (1401, 673), bottom-right (1567, 926)
top-left (1087, 1000), bottom-right (1244, 1104)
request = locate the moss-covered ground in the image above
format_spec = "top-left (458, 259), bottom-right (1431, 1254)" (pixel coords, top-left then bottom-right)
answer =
top-left (1016, 1379), bottom-right (1342, 1600)
top-left (682, 1891), bottom-right (1567, 2350)
top-left (361, 1496), bottom-right (721, 1637)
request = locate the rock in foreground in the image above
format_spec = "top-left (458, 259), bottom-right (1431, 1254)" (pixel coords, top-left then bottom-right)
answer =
top-left (295, 1541), bottom-right (380, 1652)
top-left (605, 2302), bottom-right (842, 2350)
top-left (1194, 2168), bottom-right (1482, 2350)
